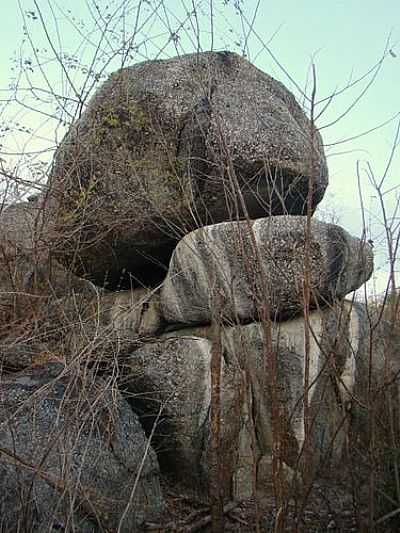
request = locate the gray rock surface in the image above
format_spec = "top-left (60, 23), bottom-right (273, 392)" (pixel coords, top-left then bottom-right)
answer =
top-left (165, 301), bottom-right (359, 471)
top-left (0, 362), bottom-right (163, 532)
top-left (161, 216), bottom-right (373, 325)
top-left (124, 335), bottom-right (241, 495)
top-left (0, 341), bottom-right (46, 371)
top-left (0, 287), bottom-right (103, 371)
top-left (48, 51), bottom-right (328, 288)
top-left (124, 302), bottom-right (360, 497)
top-left (106, 287), bottom-right (163, 339)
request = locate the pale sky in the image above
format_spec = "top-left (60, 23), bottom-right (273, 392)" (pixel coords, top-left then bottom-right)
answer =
top-left (0, 0), bottom-right (399, 295)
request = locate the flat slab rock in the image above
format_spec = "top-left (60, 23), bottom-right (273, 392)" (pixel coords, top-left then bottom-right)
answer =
top-left (0, 362), bottom-right (163, 532)
top-left (48, 51), bottom-right (328, 288)
top-left (161, 216), bottom-right (373, 325)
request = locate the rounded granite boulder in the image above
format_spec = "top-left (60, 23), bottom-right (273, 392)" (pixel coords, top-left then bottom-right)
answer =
top-left (48, 51), bottom-right (328, 288)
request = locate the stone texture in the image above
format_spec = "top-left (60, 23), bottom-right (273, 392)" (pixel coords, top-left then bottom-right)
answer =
top-left (166, 301), bottom-right (359, 469)
top-left (0, 274), bottom-right (164, 370)
top-left (124, 335), bottom-right (242, 496)
top-left (48, 51), bottom-right (328, 288)
top-left (0, 362), bottom-right (163, 532)
top-left (0, 283), bottom-right (163, 370)
top-left (161, 216), bottom-right (373, 325)
top-left (123, 302), bottom-right (361, 498)
top-left (107, 287), bottom-right (163, 338)
top-left (0, 341), bottom-right (47, 372)
top-left (0, 287), bottom-right (102, 371)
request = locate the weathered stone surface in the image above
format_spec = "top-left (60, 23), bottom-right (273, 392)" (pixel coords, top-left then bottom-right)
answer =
top-left (0, 201), bottom-right (94, 326)
top-left (0, 288), bottom-right (102, 371)
top-left (161, 216), bottom-right (373, 325)
top-left (0, 201), bottom-right (45, 325)
top-left (124, 335), bottom-right (242, 495)
top-left (167, 302), bottom-right (359, 469)
top-left (124, 302), bottom-right (360, 497)
top-left (0, 362), bottom-right (163, 532)
top-left (0, 341), bottom-right (47, 372)
top-left (106, 287), bottom-right (163, 339)
top-left (49, 51), bottom-right (328, 288)
top-left (0, 200), bottom-right (41, 248)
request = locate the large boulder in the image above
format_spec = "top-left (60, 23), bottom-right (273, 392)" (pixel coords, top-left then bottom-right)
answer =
top-left (170, 301), bottom-right (360, 467)
top-left (161, 216), bottom-right (373, 325)
top-left (0, 362), bottom-right (163, 532)
top-left (48, 51), bottom-right (328, 288)
top-left (123, 335), bottom-right (241, 496)
top-left (0, 201), bottom-right (46, 324)
top-left (123, 301), bottom-right (361, 498)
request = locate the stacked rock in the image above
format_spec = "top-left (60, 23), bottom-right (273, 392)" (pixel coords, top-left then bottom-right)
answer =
top-left (46, 51), bottom-right (373, 495)
top-left (0, 51), bottom-right (374, 527)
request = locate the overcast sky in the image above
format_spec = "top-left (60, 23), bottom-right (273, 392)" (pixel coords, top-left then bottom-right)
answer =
top-left (0, 0), bottom-right (399, 295)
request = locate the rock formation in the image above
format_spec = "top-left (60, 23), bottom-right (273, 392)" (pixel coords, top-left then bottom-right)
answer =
top-left (0, 200), bottom-right (98, 371)
top-left (161, 216), bottom-right (373, 324)
top-left (48, 51), bottom-right (328, 288)
top-left (0, 51), bottom-right (383, 528)
top-left (0, 363), bottom-right (163, 531)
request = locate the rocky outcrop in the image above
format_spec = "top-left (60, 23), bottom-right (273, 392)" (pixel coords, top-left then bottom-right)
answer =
top-left (161, 217), bottom-right (373, 325)
top-left (0, 286), bottom-right (163, 371)
top-left (49, 51), bottom-right (328, 288)
top-left (1, 52), bottom-right (387, 526)
top-left (0, 362), bottom-right (163, 531)
top-left (121, 301), bottom-right (364, 498)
